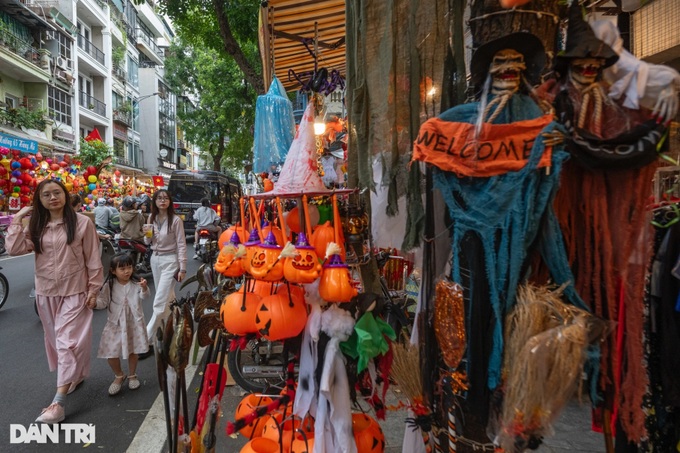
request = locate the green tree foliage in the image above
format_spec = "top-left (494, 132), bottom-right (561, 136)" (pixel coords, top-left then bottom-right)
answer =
top-left (77, 138), bottom-right (112, 169)
top-left (157, 0), bottom-right (264, 94)
top-left (165, 41), bottom-right (256, 174)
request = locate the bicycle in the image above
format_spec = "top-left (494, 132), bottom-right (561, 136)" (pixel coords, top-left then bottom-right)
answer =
top-left (0, 266), bottom-right (9, 310)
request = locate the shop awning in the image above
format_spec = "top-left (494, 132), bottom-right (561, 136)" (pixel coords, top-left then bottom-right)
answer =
top-left (259, 0), bottom-right (345, 92)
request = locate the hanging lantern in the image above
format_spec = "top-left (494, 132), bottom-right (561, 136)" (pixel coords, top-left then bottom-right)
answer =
top-left (352, 413), bottom-right (385, 453)
top-left (220, 291), bottom-right (260, 336)
top-left (290, 434), bottom-right (315, 453)
top-left (220, 224), bottom-right (248, 249)
top-left (215, 232), bottom-right (246, 277)
top-left (234, 394), bottom-right (275, 438)
top-left (318, 244), bottom-right (357, 303)
top-left (244, 228), bottom-right (262, 275)
top-left (240, 438), bottom-right (280, 453)
top-left (250, 231), bottom-right (289, 282)
top-left (255, 292), bottom-right (308, 341)
top-left (261, 220), bottom-right (284, 247)
top-left (283, 232), bottom-right (322, 284)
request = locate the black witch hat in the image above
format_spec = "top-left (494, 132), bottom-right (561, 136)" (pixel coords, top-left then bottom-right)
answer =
top-left (470, 32), bottom-right (546, 92)
top-left (554, 2), bottom-right (618, 76)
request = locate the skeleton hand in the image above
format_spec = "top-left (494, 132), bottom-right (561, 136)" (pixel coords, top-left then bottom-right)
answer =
top-left (538, 99), bottom-right (555, 115)
top-left (652, 86), bottom-right (678, 124)
top-left (542, 130), bottom-right (565, 147)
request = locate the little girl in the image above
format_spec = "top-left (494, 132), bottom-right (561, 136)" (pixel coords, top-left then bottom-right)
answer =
top-left (94, 252), bottom-right (150, 395)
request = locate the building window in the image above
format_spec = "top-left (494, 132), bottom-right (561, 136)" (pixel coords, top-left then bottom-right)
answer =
top-left (4, 94), bottom-right (19, 108)
top-left (128, 140), bottom-right (140, 167)
top-left (127, 56), bottom-right (138, 88)
top-left (158, 81), bottom-right (175, 149)
top-left (46, 30), bottom-right (72, 64)
top-left (48, 86), bottom-right (72, 127)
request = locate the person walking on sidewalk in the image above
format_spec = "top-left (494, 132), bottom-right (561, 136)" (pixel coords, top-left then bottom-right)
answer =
top-left (139, 189), bottom-right (187, 359)
top-left (95, 252), bottom-right (149, 395)
top-left (7, 179), bottom-right (103, 423)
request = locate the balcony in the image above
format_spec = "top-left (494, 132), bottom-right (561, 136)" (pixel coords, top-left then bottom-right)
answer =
top-left (113, 109), bottom-right (131, 126)
top-left (77, 34), bottom-right (105, 66)
top-left (112, 64), bottom-right (127, 82)
top-left (79, 91), bottom-right (106, 117)
top-left (135, 28), bottom-right (163, 65)
top-left (177, 139), bottom-right (187, 150)
top-left (0, 29), bottom-right (50, 82)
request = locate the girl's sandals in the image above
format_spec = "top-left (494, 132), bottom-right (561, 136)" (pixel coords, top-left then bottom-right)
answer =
top-left (108, 374), bottom-right (127, 396)
top-left (128, 374), bottom-right (141, 390)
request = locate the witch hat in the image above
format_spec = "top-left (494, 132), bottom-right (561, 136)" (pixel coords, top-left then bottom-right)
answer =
top-left (470, 32), bottom-right (546, 93)
top-left (554, 2), bottom-right (618, 76)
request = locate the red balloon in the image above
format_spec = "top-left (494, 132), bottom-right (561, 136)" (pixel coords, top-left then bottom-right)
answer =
top-left (0, 179), bottom-right (8, 187)
top-left (0, 166), bottom-right (7, 176)
top-left (87, 166), bottom-right (97, 175)
top-left (50, 163), bottom-right (60, 171)
top-left (20, 185), bottom-right (30, 194)
top-left (21, 173), bottom-right (32, 184)
top-left (59, 161), bottom-right (68, 168)
top-left (114, 170), bottom-right (121, 177)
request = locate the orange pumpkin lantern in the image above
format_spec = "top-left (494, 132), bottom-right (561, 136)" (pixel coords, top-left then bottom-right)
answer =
top-left (220, 291), bottom-right (260, 335)
top-left (244, 228), bottom-right (262, 275)
top-left (234, 394), bottom-right (274, 438)
top-left (283, 232), bottom-right (322, 284)
top-left (219, 224), bottom-right (247, 249)
top-left (352, 413), bottom-right (385, 453)
top-left (290, 433), bottom-right (315, 453)
top-left (255, 292), bottom-right (308, 341)
top-left (240, 437), bottom-right (280, 453)
top-left (261, 221), bottom-right (284, 247)
top-left (250, 231), bottom-right (287, 282)
top-left (286, 206), bottom-right (302, 233)
top-left (318, 252), bottom-right (357, 303)
top-left (215, 232), bottom-right (246, 277)
top-left (311, 221), bottom-right (346, 260)
top-left (262, 417), bottom-right (302, 452)
top-left (263, 178), bottom-right (274, 192)
top-left (499, 0), bottom-right (532, 7)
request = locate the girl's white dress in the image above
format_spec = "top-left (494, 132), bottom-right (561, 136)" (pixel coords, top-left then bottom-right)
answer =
top-left (96, 280), bottom-right (150, 358)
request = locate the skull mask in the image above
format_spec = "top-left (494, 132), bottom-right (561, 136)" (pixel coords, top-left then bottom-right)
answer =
top-left (568, 57), bottom-right (604, 90)
top-left (489, 49), bottom-right (526, 95)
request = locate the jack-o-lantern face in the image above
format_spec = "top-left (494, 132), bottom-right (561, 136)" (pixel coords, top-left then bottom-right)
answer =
top-left (284, 247), bottom-right (321, 284)
top-left (255, 292), bottom-right (308, 341)
top-left (250, 246), bottom-right (285, 282)
top-left (352, 413), bottom-right (385, 453)
top-left (250, 248), bottom-right (267, 270)
top-left (215, 244), bottom-right (245, 278)
top-left (234, 393), bottom-right (274, 438)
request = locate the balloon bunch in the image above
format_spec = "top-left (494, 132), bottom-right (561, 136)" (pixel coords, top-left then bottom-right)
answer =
top-left (0, 147), bottom-right (39, 209)
top-left (81, 165), bottom-right (101, 197)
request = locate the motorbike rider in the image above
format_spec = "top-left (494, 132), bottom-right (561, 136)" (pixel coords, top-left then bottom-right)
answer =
top-left (119, 196), bottom-right (145, 242)
top-left (192, 198), bottom-right (221, 259)
top-left (94, 198), bottom-right (111, 232)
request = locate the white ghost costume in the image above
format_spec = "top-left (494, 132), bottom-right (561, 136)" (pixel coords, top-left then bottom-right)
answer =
top-left (591, 20), bottom-right (680, 121)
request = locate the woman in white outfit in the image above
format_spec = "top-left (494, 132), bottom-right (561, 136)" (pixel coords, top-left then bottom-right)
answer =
top-left (139, 189), bottom-right (187, 359)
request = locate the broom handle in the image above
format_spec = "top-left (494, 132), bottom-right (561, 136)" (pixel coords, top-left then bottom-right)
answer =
top-left (249, 197), bottom-right (264, 241)
top-left (240, 197), bottom-right (247, 231)
top-left (302, 195), bottom-right (313, 237)
top-left (447, 408), bottom-right (457, 452)
top-left (332, 194), bottom-right (340, 244)
top-left (276, 197), bottom-right (288, 243)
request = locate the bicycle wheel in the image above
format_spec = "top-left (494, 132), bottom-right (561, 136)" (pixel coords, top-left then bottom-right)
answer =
top-left (0, 272), bottom-right (9, 310)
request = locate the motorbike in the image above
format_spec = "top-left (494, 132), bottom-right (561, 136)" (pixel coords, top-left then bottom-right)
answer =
top-left (195, 228), bottom-right (219, 263)
top-left (0, 266), bottom-right (9, 310)
top-left (118, 237), bottom-right (153, 278)
top-left (227, 337), bottom-right (294, 393)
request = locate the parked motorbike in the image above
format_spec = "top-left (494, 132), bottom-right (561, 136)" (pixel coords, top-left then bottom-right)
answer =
top-left (195, 228), bottom-right (219, 263)
top-left (118, 237), bottom-right (153, 278)
top-left (227, 337), bottom-right (292, 393)
top-left (0, 266), bottom-right (9, 310)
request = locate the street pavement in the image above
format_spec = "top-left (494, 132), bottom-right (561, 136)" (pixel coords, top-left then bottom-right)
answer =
top-left (0, 251), bottom-right (606, 452)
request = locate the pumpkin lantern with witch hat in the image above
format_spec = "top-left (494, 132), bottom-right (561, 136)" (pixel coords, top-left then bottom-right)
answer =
top-left (249, 231), bottom-right (296, 282)
top-left (215, 232), bottom-right (246, 278)
top-left (243, 228), bottom-right (262, 275)
top-left (319, 242), bottom-right (357, 303)
top-left (283, 232), bottom-right (322, 284)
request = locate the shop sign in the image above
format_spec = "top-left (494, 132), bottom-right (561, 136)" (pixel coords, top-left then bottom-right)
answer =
top-left (160, 160), bottom-right (176, 170)
top-left (113, 123), bottom-right (128, 141)
top-left (0, 132), bottom-right (38, 154)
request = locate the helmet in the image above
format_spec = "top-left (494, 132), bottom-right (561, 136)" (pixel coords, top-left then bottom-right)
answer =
top-left (97, 198), bottom-right (107, 206)
top-left (122, 196), bottom-right (136, 209)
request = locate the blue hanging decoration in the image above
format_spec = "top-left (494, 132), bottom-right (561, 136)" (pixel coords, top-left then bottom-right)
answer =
top-left (252, 76), bottom-right (296, 174)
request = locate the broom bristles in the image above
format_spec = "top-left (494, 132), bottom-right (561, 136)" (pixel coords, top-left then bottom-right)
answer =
top-left (391, 342), bottom-right (423, 404)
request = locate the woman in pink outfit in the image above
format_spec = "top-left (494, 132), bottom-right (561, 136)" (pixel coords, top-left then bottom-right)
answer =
top-left (7, 179), bottom-right (103, 424)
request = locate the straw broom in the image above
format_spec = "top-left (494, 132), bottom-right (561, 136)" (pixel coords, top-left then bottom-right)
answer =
top-left (392, 342), bottom-right (434, 453)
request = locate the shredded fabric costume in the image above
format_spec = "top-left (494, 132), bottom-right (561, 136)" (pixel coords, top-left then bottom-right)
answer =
top-left (418, 94), bottom-right (587, 419)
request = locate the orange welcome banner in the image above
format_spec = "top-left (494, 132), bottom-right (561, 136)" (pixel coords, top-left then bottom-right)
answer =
top-left (412, 115), bottom-right (554, 177)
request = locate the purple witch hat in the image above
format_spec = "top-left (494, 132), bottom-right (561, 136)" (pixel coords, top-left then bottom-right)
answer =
top-left (324, 253), bottom-right (348, 268)
top-left (245, 228), bottom-right (261, 246)
top-left (261, 230), bottom-right (282, 249)
top-left (229, 231), bottom-right (241, 246)
top-left (295, 232), bottom-right (314, 249)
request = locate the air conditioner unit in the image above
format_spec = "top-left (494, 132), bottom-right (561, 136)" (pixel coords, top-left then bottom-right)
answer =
top-left (56, 56), bottom-right (69, 69)
top-left (55, 69), bottom-right (68, 82)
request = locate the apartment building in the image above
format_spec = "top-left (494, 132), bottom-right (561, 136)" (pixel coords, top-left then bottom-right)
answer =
top-left (0, 0), bottom-right (177, 177)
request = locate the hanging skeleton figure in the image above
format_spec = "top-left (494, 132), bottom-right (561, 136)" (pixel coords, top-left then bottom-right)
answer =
top-left (412, 31), bottom-right (588, 439)
top-left (536, 3), bottom-right (670, 444)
